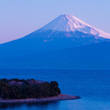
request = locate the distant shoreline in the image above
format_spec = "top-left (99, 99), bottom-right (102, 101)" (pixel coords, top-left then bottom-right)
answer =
top-left (0, 94), bottom-right (80, 104)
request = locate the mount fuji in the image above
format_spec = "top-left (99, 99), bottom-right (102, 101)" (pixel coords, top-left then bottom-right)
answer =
top-left (0, 14), bottom-right (110, 69)
top-left (0, 14), bottom-right (110, 58)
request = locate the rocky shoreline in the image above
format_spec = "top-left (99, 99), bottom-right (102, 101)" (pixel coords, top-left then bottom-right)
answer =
top-left (0, 94), bottom-right (80, 104)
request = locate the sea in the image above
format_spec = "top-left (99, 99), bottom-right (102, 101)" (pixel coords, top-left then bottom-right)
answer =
top-left (0, 69), bottom-right (110, 110)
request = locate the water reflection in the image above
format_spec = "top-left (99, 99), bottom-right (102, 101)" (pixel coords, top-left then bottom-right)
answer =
top-left (0, 101), bottom-right (60, 110)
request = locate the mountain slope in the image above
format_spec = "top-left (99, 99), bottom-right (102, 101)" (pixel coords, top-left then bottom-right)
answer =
top-left (0, 14), bottom-right (110, 58)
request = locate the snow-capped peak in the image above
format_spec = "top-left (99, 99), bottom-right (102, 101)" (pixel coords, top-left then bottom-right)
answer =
top-left (39, 14), bottom-right (110, 39)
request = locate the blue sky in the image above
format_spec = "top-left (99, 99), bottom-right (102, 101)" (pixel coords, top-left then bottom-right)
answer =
top-left (0, 0), bottom-right (110, 43)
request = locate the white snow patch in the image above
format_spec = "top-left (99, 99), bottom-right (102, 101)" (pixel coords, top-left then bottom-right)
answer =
top-left (39, 14), bottom-right (110, 39)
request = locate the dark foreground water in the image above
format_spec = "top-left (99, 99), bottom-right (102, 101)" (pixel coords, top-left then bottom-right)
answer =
top-left (0, 69), bottom-right (110, 110)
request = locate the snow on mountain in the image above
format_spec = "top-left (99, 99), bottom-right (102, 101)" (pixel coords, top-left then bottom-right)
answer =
top-left (38, 14), bottom-right (110, 39)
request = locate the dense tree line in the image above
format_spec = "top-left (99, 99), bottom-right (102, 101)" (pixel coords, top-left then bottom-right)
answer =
top-left (0, 79), bottom-right (61, 100)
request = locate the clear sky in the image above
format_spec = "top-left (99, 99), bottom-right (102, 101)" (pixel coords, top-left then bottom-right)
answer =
top-left (0, 0), bottom-right (110, 43)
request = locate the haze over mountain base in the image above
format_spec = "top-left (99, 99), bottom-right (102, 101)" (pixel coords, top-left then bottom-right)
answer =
top-left (0, 41), bottom-right (110, 69)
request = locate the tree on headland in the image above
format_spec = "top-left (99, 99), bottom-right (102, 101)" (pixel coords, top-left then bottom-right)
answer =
top-left (0, 79), bottom-right (61, 100)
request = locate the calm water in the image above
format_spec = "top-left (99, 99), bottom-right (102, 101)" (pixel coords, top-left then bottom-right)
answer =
top-left (0, 69), bottom-right (110, 110)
